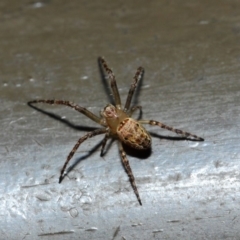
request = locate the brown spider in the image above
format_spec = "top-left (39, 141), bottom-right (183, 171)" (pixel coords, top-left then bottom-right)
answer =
top-left (29, 57), bottom-right (204, 205)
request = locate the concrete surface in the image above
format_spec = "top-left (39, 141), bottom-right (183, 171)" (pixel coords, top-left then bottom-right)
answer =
top-left (0, 0), bottom-right (240, 239)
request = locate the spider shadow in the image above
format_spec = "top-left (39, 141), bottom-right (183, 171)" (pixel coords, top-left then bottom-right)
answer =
top-left (115, 130), bottom-right (202, 162)
top-left (149, 131), bottom-right (204, 142)
top-left (97, 57), bottom-right (145, 107)
top-left (123, 143), bottom-right (152, 160)
top-left (27, 102), bottom-right (147, 182)
top-left (28, 102), bottom-right (97, 132)
top-left (28, 102), bottom-right (106, 180)
top-left (28, 103), bottom-right (202, 182)
top-left (101, 137), bottom-right (151, 160)
top-left (59, 130), bottom-right (201, 181)
top-left (66, 139), bottom-right (104, 177)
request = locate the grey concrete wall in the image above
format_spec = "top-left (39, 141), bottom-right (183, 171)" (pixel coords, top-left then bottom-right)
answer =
top-left (0, 1), bottom-right (239, 239)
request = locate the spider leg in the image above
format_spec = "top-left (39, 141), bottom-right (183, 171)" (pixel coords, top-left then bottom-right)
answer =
top-left (28, 100), bottom-right (103, 125)
top-left (139, 120), bottom-right (204, 141)
top-left (118, 142), bottom-right (142, 205)
top-left (100, 133), bottom-right (110, 157)
top-left (98, 57), bottom-right (122, 109)
top-left (59, 128), bottom-right (107, 183)
top-left (124, 66), bottom-right (144, 112)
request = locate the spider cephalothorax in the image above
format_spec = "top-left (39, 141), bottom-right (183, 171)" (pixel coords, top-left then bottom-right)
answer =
top-left (29, 57), bottom-right (204, 205)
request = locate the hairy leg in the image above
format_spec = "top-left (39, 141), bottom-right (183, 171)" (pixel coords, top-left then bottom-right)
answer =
top-left (118, 142), bottom-right (142, 205)
top-left (98, 57), bottom-right (122, 109)
top-left (139, 120), bottom-right (204, 141)
top-left (124, 66), bottom-right (144, 112)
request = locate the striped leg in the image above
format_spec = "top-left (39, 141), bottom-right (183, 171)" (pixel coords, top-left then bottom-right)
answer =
top-left (124, 66), bottom-right (144, 112)
top-left (59, 128), bottom-right (107, 183)
top-left (140, 120), bottom-right (204, 141)
top-left (98, 57), bottom-right (122, 109)
top-left (118, 142), bottom-right (142, 205)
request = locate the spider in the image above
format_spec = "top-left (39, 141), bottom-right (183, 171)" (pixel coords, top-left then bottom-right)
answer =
top-left (29, 57), bottom-right (204, 205)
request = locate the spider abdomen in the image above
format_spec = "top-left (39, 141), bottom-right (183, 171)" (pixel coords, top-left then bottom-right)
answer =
top-left (117, 118), bottom-right (151, 150)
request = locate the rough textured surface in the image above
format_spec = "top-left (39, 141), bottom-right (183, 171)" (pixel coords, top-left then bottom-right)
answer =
top-left (0, 0), bottom-right (240, 239)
